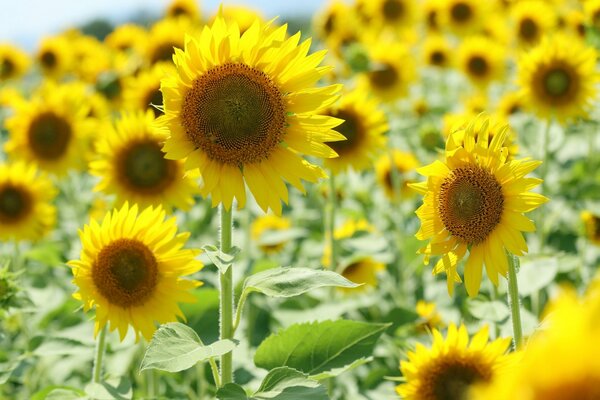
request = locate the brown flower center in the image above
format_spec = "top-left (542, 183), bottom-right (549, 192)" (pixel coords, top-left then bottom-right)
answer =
top-left (92, 239), bottom-right (158, 307)
top-left (427, 358), bottom-right (492, 400)
top-left (0, 58), bottom-right (15, 80)
top-left (151, 42), bottom-right (177, 64)
top-left (467, 55), bottom-right (489, 77)
top-left (519, 17), bottom-right (539, 42)
top-left (438, 166), bottom-right (504, 244)
top-left (450, 2), bottom-right (473, 24)
top-left (369, 62), bottom-right (398, 89)
top-left (0, 185), bottom-right (31, 224)
top-left (28, 112), bottom-right (72, 161)
top-left (144, 87), bottom-right (164, 117)
top-left (430, 50), bottom-right (447, 66)
top-left (39, 50), bottom-right (57, 69)
top-left (382, 0), bottom-right (405, 22)
top-left (326, 109), bottom-right (361, 156)
top-left (117, 140), bottom-right (177, 194)
top-left (182, 63), bottom-right (285, 166)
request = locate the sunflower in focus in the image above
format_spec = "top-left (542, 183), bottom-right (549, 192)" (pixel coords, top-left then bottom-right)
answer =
top-left (104, 24), bottom-right (147, 55)
top-left (410, 116), bottom-right (547, 296)
top-left (375, 150), bottom-right (420, 201)
top-left (36, 36), bottom-right (71, 79)
top-left (0, 162), bottom-right (56, 242)
top-left (339, 257), bottom-right (385, 293)
top-left (397, 324), bottom-right (512, 400)
top-left (123, 64), bottom-right (174, 117)
top-left (442, 0), bottom-right (485, 35)
top-left (165, 0), bottom-right (201, 21)
top-left (323, 89), bottom-right (388, 174)
top-left (90, 111), bottom-right (199, 212)
top-left (511, 1), bottom-right (555, 47)
top-left (518, 35), bottom-right (598, 122)
top-left (0, 44), bottom-right (29, 82)
top-left (582, 211), bottom-right (600, 246)
top-left (251, 214), bottom-right (292, 254)
top-left (457, 36), bottom-right (505, 88)
top-left (159, 15), bottom-right (343, 215)
top-left (422, 35), bottom-right (452, 69)
top-left (362, 43), bottom-right (415, 102)
top-left (68, 203), bottom-right (202, 341)
top-left (5, 83), bottom-right (93, 175)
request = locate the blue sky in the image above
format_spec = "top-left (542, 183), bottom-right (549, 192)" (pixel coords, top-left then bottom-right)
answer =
top-left (0, 0), bottom-right (325, 50)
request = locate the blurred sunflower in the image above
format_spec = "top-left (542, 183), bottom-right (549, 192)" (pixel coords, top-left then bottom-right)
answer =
top-left (323, 89), bottom-right (388, 174)
top-left (314, 1), bottom-right (361, 59)
top-left (423, 0), bottom-right (443, 32)
top-left (251, 214), bottom-right (292, 254)
top-left (5, 83), bottom-right (92, 175)
top-left (457, 36), bottom-right (505, 88)
top-left (362, 43), bottom-right (415, 102)
top-left (397, 324), bottom-right (512, 400)
top-left (70, 33), bottom-right (112, 83)
top-left (36, 36), bottom-right (71, 79)
top-left (68, 203), bottom-right (203, 341)
top-left (582, 211), bottom-right (600, 246)
top-left (165, 0), bottom-right (201, 21)
top-left (90, 111), bottom-right (199, 212)
top-left (415, 300), bottom-right (445, 331)
top-left (563, 10), bottom-right (586, 39)
top-left (322, 218), bottom-right (376, 267)
top-left (511, 1), bottom-right (555, 47)
top-left (214, 6), bottom-right (266, 35)
top-left (159, 15), bottom-right (343, 214)
top-left (375, 150), bottom-right (420, 201)
top-left (123, 64), bottom-right (174, 117)
top-left (364, 0), bottom-right (416, 33)
top-left (442, 0), bottom-right (485, 35)
top-left (145, 18), bottom-right (195, 66)
top-left (339, 257), bottom-right (385, 293)
top-left (422, 35), bottom-right (452, 69)
top-left (410, 116), bottom-right (547, 296)
top-left (584, 0), bottom-right (600, 30)
top-left (496, 91), bottom-right (523, 118)
top-left (0, 44), bottom-right (29, 82)
top-left (518, 35), bottom-right (598, 122)
top-left (104, 24), bottom-right (147, 55)
top-left (0, 162), bottom-right (56, 242)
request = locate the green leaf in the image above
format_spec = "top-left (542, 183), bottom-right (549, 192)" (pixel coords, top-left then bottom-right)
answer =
top-left (467, 299), bottom-right (510, 322)
top-left (202, 245), bottom-right (240, 273)
top-left (0, 359), bottom-right (20, 384)
top-left (257, 228), bottom-right (308, 246)
top-left (216, 383), bottom-right (249, 400)
top-left (254, 320), bottom-right (388, 375)
top-left (518, 257), bottom-right (559, 296)
top-left (383, 307), bottom-right (420, 331)
top-left (243, 267), bottom-right (359, 298)
top-left (310, 357), bottom-right (372, 380)
top-left (85, 377), bottom-right (132, 400)
top-left (140, 322), bottom-right (237, 373)
top-left (33, 337), bottom-right (90, 356)
top-left (31, 385), bottom-right (85, 400)
top-left (180, 288), bottom-right (220, 343)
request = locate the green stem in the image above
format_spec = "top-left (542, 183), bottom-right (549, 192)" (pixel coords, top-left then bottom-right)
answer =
top-left (92, 325), bottom-right (107, 384)
top-left (147, 369), bottom-right (158, 398)
top-left (219, 205), bottom-right (234, 385)
top-left (538, 119), bottom-right (551, 250)
top-left (328, 172), bottom-right (338, 272)
top-left (506, 252), bottom-right (523, 350)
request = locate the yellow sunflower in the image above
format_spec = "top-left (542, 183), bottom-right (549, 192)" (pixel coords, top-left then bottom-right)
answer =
top-left (123, 64), bottom-right (175, 117)
top-left (212, 6), bottom-right (266, 35)
top-left (415, 300), bottom-right (445, 331)
top-left (442, 0), bottom-right (486, 35)
top-left (563, 10), bottom-right (586, 39)
top-left (582, 211), bottom-right (600, 246)
top-left (104, 24), bottom-right (147, 55)
top-left (361, 43), bottom-right (415, 102)
top-left (339, 257), bottom-right (385, 293)
top-left (5, 82), bottom-right (93, 175)
top-left (0, 44), bottom-right (29, 82)
top-left (410, 116), bottom-right (547, 296)
top-left (251, 214), bottom-right (292, 254)
top-left (322, 218), bottom-right (376, 267)
top-left (517, 35), bottom-right (599, 122)
top-left (496, 91), bottom-right (524, 118)
top-left (422, 35), bottom-right (452, 69)
top-left (375, 150), bottom-right (420, 201)
top-left (585, 0), bottom-right (600, 30)
top-left (0, 162), bottom-right (56, 242)
top-left (145, 18), bottom-right (197, 66)
top-left (90, 111), bottom-right (199, 212)
top-left (423, 0), bottom-right (444, 32)
top-left (36, 36), bottom-right (72, 79)
top-left (314, 1), bottom-right (361, 59)
top-left (165, 0), bottom-right (201, 21)
top-left (397, 324), bottom-right (512, 400)
top-left (457, 36), bottom-right (506, 88)
top-left (323, 88), bottom-right (388, 174)
top-left (511, 1), bottom-right (556, 47)
top-left (68, 203), bottom-right (203, 341)
top-left (364, 0), bottom-right (416, 34)
top-left (159, 15), bottom-right (343, 215)
top-left (70, 33), bottom-right (112, 83)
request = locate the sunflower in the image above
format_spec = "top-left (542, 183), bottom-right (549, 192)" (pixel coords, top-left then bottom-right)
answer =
top-left (496, 91), bottom-right (524, 118)
top-left (563, 10), bottom-right (586, 39)
top-left (422, 35), bottom-right (452, 69)
top-left (322, 218), bottom-right (376, 267)
top-left (361, 43), bottom-right (415, 102)
top-left (68, 203), bottom-right (203, 341)
top-left (410, 116), bottom-right (547, 296)
top-left (363, 0), bottom-right (416, 34)
top-left (323, 89), bottom-right (388, 174)
top-left (70, 33), bottom-right (112, 83)
top-left (5, 82), bottom-right (93, 175)
top-left (517, 35), bottom-right (599, 122)
top-left (442, 0), bottom-right (486, 35)
top-left (212, 6), bottom-right (266, 35)
top-left (0, 44), bottom-right (29, 82)
top-left (165, 0), bottom-right (201, 21)
top-left (415, 300), bottom-right (445, 332)
top-left (104, 24), bottom-right (147, 55)
top-left (457, 36), bottom-right (505, 88)
top-left (0, 162), bottom-right (56, 242)
top-left (90, 111), bottom-right (199, 212)
top-left (159, 15), bottom-right (343, 215)
top-left (582, 211), bottom-right (600, 246)
top-left (510, 1), bottom-right (555, 47)
top-left (123, 64), bottom-right (174, 117)
top-left (375, 150), bottom-right (420, 201)
top-left (251, 214), bottom-right (292, 254)
top-left (397, 324), bottom-right (512, 400)
top-left (471, 290), bottom-right (600, 400)
top-left (339, 257), bottom-right (385, 293)
top-left (145, 18), bottom-right (196, 66)
top-left (314, 1), bottom-right (362, 59)
top-left (36, 36), bottom-right (72, 79)
top-left (423, 0), bottom-right (444, 32)
top-left (585, 0), bottom-right (600, 30)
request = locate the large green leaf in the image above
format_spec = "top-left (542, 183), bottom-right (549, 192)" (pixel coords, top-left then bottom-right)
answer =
top-left (468, 299), bottom-right (510, 322)
top-left (85, 377), bottom-right (131, 400)
top-left (140, 322), bottom-right (237, 373)
top-left (216, 367), bottom-right (328, 400)
top-left (254, 320), bottom-right (388, 376)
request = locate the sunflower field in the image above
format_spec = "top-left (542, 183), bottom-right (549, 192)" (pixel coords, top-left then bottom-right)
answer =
top-left (1, 0), bottom-right (600, 399)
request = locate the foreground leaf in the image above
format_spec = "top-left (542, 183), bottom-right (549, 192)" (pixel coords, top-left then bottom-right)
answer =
top-left (254, 320), bottom-right (388, 375)
top-left (85, 377), bottom-right (131, 400)
top-left (140, 322), bottom-right (237, 372)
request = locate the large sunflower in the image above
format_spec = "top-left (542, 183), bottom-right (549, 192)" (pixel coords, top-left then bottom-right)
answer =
top-left (410, 116), bottom-right (547, 296)
top-left (517, 35), bottom-right (598, 122)
top-left (5, 82), bottom-right (93, 175)
top-left (159, 15), bottom-right (343, 215)
top-left (90, 111), bottom-right (200, 212)
top-left (323, 88), bottom-right (388, 174)
top-left (397, 324), bottom-right (512, 400)
top-left (457, 36), bottom-right (505, 88)
top-left (0, 162), bottom-right (56, 242)
top-left (68, 203), bottom-right (203, 341)
top-left (0, 44), bottom-right (29, 82)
